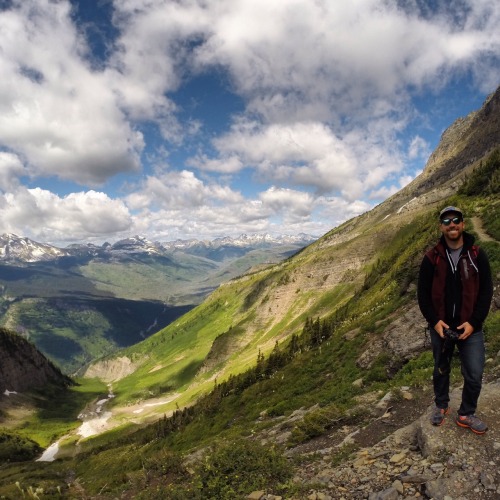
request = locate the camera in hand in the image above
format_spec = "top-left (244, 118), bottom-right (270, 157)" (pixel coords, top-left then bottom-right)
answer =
top-left (443, 328), bottom-right (460, 341)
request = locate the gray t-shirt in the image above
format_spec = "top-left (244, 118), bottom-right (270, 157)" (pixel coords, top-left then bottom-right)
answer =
top-left (448, 246), bottom-right (463, 269)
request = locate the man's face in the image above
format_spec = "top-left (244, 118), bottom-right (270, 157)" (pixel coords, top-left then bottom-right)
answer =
top-left (440, 212), bottom-right (464, 243)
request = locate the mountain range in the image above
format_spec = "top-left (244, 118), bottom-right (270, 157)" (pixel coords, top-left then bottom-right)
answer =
top-left (0, 233), bottom-right (316, 264)
top-left (0, 86), bottom-right (499, 499)
top-left (0, 232), bottom-right (316, 373)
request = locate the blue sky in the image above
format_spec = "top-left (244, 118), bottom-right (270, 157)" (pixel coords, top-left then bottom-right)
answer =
top-left (0, 0), bottom-right (498, 246)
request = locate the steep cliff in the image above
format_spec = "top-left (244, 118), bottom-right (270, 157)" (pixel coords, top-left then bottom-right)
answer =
top-left (0, 328), bottom-right (71, 393)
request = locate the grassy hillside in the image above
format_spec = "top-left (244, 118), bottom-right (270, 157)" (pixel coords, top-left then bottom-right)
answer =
top-left (0, 150), bottom-right (498, 499)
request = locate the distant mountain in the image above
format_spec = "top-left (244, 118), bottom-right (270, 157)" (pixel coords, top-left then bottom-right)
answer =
top-left (163, 233), bottom-right (315, 250)
top-left (162, 233), bottom-right (316, 262)
top-left (0, 232), bottom-right (316, 373)
top-left (0, 233), bottom-right (69, 263)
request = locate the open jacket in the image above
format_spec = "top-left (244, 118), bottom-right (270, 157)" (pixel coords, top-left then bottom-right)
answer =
top-left (417, 231), bottom-right (493, 332)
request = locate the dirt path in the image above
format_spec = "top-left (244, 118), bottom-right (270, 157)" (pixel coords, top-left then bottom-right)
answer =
top-left (470, 216), bottom-right (496, 242)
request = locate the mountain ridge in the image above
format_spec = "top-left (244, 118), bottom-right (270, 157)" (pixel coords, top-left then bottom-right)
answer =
top-left (0, 327), bottom-right (71, 394)
top-left (0, 232), bottom-right (317, 265)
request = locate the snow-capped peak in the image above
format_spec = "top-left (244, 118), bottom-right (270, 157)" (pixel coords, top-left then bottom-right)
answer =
top-left (0, 233), bottom-right (68, 262)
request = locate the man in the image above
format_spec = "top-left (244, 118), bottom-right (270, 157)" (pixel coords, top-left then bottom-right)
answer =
top-left (418, 206), bottom-right (493, 434)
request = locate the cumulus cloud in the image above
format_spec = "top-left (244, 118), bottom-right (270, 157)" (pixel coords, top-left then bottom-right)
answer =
top-left (0, 188), bottom-right (132, 243)
top-left (0, 0), bottom-right (143, 185)
top-left (209, 121), bottom-right (357, 193)
top-left (187, 155), bottom-right (243, 173)
top-left (408, 136), bottom-right (431, 161)
top-left (259, 187), bottom-right (314, 220)
top-left (193, 0), bottom-right (500, 122)
top-left (0, 152), bottom-right (26, 191)
top-left (204, 120), bottom-right (404, 200)
top-left (125, 170), bottom-right (244, 211)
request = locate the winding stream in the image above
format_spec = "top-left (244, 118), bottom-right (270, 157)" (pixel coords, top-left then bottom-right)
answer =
top-left (36, 386), bottom-right (115, 462)
top-left (35, 387), bottom-right (179, 462)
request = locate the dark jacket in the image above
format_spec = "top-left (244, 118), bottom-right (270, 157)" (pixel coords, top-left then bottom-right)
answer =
top-left (418, 231), bottom-right (493, 332)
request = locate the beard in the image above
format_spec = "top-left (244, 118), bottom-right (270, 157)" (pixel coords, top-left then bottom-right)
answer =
top-left (444, 226), bottom-right (463, 242)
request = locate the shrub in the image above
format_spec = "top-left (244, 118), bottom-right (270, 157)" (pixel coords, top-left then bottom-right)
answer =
top-left (194, 439), bottom-right (292, 499)
top-left (288, 405), bottom-right (340, 445)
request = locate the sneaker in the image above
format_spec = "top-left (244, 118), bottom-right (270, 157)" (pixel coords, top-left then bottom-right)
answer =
top-left (456, 414), bottom-right (488, 434)
top-left (431, 406), bottom-right (449, 426)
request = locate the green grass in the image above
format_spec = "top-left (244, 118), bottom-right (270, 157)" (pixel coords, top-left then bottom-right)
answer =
top-left (0, 431), bottom-right (42, 462)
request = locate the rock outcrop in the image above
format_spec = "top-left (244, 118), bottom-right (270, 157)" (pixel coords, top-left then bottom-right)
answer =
top-left (374, 84), bottom-right (500, 219)
top-left (83, 355), bottom-right (138, 382)
top-left (252, 377), bottom-right (500, 499)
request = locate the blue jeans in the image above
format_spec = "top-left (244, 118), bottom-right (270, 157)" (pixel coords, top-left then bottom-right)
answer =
top-left (430, 329), bottom-right (485, 416)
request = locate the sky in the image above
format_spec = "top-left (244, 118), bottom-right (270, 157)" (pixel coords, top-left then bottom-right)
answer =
top-left (0, 0), bottom-right (499, 246)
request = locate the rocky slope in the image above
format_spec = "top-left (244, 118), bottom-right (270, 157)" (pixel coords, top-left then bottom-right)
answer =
top-left (0, 327), bottom-right (71, 393)
top-left (249, 369), bottom-right (500, 500)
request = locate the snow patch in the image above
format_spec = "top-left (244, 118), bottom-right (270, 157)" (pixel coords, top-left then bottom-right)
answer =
top-left (397, 197), bottom-right (417, 214)
top-left (78, 412), bottom-right (113, 438)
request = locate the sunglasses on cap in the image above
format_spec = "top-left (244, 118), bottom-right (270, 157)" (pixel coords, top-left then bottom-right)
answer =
top-left (440, 216), bottom-right (463, 226)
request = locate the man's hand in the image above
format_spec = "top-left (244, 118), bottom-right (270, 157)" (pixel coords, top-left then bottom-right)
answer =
top-left (457, 321), bottom-right (474, 340)
top-left (434, 320), bottom-right (449, 338)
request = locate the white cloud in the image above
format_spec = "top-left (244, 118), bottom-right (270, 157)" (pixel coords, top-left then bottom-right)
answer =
top-left (124, 178), bottom-right (372, 242)
top-left (314, 196), bottom-right (372, 230)
top-left (259, 187), bottom-right (314, 220)
top-left (368, 173), bottom-right (418, 201)
top-left (187, 155), bottom-right (243, 173)
top-left (193, 0), bottom-right (500, 123)
top-left (0, 188), bottom-right (132, 243)
top-left (0, 0), bottom-right (143, 186)
top-left (408, 136), bottom-right (431, 161)
top-left (206, 120), bottom-right (404, 200)
top-left (125, 170), bottom-right (244, 211)
top-left (0, 152), bottom-right (26, 191)
top-left (210, 121), bottom-right (358, 194)
top-left (107, 0), bottom-right (211, 142)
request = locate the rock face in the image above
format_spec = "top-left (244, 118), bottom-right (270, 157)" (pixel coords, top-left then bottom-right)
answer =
top-left (0, 327), bottom-right (71, 392)
top-left (83, 356), bottom-right (137, 383)
top-left (424, 86), bottom-right (500, 177)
